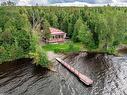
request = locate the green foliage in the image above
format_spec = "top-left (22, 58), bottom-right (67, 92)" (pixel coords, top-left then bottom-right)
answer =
top-left (78, 22), bottom-right (96, 50)
top-left (29, 31), bottom-right (49, 67)
top-left (72, 17), bottom-right (84, 42)
top-left (0, 44), bottom-right (24, 63)
top-left (43, 42), bottom-right (81, 53)
top-left (0, 7), bottom-right (31, 63)
top-left (29, 45), bottom-right (49, 67)
top-left (66, 42), bottom-right (80, 53)
top-left (42, 19), bottom-right (51, 40)
top-left (16, 30), bottom-right (31, 52)
top-left (122, 32), bottom-right (127, 44)
top-left (49, 13), bottom-right (58, 28)
top-left (97, 9), bottom-right (127, 53)
top-left (1, 6), bottom-right (127, 64)
top-left (0, 7), bottom-right (49, 66)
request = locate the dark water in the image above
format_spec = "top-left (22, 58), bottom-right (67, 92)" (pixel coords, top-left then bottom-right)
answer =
top-left (0, 53), bottom-right (127, 95)
top-left (118, 48), bottom-right (127, 55)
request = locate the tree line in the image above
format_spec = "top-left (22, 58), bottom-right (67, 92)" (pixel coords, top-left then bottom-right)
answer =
top-left (0, 6), bottom-right (127, 66)
top-left (26, 6), bottom-right (127, 53)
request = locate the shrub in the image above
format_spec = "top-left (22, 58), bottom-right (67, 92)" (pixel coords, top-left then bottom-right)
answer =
top-left (29, 31), bottom-right (49, 67)
top-left (29, 45), bottom-right (49, 67)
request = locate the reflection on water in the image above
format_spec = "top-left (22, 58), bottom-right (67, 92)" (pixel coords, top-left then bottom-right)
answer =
top-left (0, 54), bottom-right (127, 95)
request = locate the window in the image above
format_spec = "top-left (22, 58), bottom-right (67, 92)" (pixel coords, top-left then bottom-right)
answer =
top-left (60, 35), bottom-right (63, 38)
top-left (59, 35), bottom-right (61, 38)
top-left (52, 35), bottom-right (55, 39)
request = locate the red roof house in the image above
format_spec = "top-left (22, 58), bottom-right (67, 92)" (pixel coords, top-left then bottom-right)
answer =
top-left (46, 27), bottom-right (66, 43)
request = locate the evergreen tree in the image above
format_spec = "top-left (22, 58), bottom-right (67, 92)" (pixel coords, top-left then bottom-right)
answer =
top-left (68, 23), bottom-right (73, 37)
top-left (78, 22), bottom-right (95, 50)
top-left (72, 17), bottom-right (84, 42)
top-left (50, 13), bottom-right (58, 28)
top-left (42, 20), bottom-right (50, 41)
top-left (60, 15), bottom-right (69, 34)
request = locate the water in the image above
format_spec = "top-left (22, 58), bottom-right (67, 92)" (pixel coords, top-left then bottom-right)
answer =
top-left (0, 53), bottom-right (127, 95)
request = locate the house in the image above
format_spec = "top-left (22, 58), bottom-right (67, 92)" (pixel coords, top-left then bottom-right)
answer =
top-left (46, 27), bottom-right (66, 43)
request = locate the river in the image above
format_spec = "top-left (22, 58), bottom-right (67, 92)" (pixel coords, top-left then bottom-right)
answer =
top-left (0, 53), bottom-right (127, 95)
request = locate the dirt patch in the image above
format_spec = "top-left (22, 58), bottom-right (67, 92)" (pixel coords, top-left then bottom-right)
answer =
top-left (47, 51), bottom-right (65, 61)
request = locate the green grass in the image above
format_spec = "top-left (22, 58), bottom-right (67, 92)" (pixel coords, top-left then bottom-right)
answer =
top-left (42, 42), bottom-right (84, 53)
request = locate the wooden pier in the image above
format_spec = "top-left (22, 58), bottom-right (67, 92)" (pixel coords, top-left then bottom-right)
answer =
top-left (56, 58), bottom-right (93, 86)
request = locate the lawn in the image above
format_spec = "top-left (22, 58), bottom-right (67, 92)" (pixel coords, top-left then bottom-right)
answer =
top-left (42, 42), bottom-right (85, 53)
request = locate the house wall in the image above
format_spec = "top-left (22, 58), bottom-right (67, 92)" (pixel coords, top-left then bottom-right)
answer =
top-left (48, 34), bottom-right (66, 43)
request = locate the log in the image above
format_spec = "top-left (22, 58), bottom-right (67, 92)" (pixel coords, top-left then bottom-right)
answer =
top-left (56, 58), bottom-right (93, 86)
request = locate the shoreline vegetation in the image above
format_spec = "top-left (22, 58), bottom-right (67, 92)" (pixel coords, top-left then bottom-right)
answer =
top-left (0, 6), bottom-right (127, 67)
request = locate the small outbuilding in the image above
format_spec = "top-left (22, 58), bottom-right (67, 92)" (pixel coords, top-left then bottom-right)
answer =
top-left (46, 27), bottom-right (66, 43)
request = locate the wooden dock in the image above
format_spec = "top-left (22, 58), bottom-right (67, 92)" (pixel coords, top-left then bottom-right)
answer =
top-left (56, 58), bottom-right (93, 86)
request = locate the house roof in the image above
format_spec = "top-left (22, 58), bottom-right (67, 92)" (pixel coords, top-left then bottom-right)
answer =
top-left (49, 27), bottom-right (65, 35)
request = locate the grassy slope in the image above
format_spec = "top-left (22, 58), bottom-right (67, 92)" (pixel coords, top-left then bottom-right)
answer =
top-left (43, 42), bottom-right (85, 53)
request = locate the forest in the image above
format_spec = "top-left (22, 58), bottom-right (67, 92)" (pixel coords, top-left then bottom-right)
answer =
top-left (0, 6), bottom-right (127, 67)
